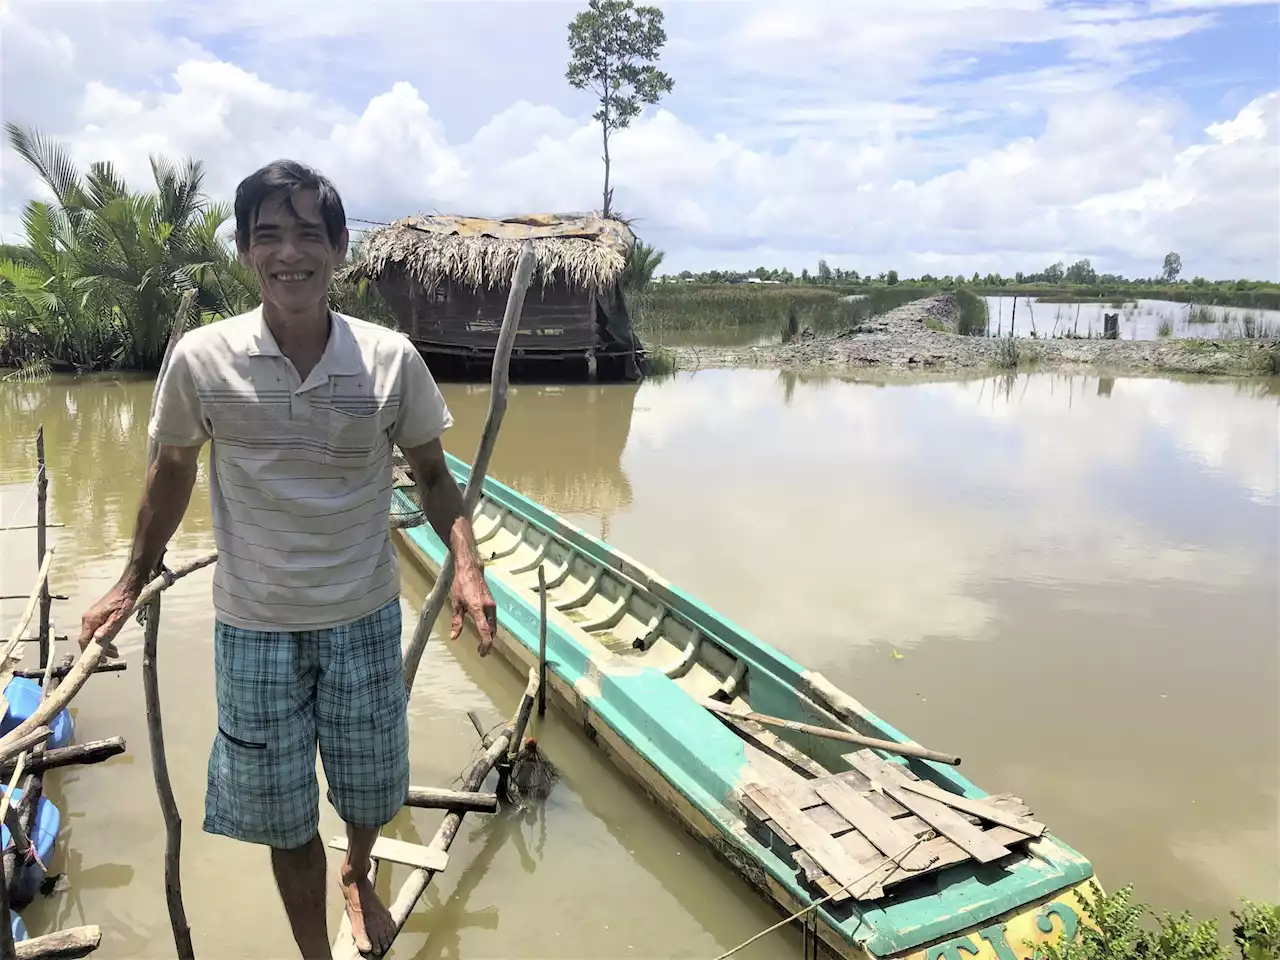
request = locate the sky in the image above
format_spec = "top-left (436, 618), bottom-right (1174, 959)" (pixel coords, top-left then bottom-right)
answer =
top-left (0, 0), bottom-right (1277, 280)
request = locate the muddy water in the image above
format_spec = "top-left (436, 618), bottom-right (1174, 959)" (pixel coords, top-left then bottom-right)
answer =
top-left (1, 369), bottom-right (1277, 958)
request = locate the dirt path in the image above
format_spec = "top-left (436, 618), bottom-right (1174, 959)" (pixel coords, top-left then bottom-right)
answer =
top-left (664, 294), bottom-right (1279, 378)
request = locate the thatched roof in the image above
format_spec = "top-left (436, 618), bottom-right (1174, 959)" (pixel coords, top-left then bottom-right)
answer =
top-left (342, 212), bottom-right (636, 293)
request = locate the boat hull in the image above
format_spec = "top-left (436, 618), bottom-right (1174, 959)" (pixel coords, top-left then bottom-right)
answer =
top-left (392, 460), bottom-right (1096, 959)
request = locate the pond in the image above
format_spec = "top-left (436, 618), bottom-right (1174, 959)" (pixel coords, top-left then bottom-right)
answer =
top-left (983, 296), bottom-right (1280, 342)
top-left (1, 368), bottom-right (1276, 957)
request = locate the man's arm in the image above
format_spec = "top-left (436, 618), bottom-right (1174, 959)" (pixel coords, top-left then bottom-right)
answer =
top-left (78, 443), bottom-right (201, 656)
top-left (400, 438), bottom-right (497, 653)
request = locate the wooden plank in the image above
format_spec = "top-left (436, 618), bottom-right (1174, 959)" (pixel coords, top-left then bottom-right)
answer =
top-left (883, 786), bottom-right (1011, 864)
top-left (849, 751), bottom-right (1012, 865)
top-left (880, 827), bottom-right (1028, 892)
top-left (786, 773), bottom-right (912, 820)
top-left (328, 836), bottom-right (449, 873)
top-left (897, 780), bottom-right (1046, 837)
top-left (792, 850), bottom-right (850, 900)
top-left (742, 782), bottom-right (876, 899)
top-left (815, 781), bottom-right (935, 870)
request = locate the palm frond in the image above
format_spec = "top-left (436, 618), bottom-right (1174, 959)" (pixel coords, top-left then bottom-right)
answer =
top-left (5, 122), bottom-right (84, 208)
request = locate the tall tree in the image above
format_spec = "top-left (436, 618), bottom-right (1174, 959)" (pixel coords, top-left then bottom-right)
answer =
top-left (567, 0), bottom-right (674, 218)
top-left (1163, 251), bottom-right (1182, 283)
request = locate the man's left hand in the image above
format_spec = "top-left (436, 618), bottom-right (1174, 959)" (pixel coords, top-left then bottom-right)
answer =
top-left (450, 565), bottom-right (497, 655)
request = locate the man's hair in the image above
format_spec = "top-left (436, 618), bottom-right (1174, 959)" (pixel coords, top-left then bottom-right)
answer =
top-left (233, 160), bottom-right (347, 252)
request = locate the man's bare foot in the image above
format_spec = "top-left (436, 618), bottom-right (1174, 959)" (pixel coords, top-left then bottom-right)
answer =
top-left (340, 869), bottom-right (395, 956)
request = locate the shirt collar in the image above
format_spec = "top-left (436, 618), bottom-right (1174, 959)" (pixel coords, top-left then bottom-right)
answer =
top-left (247, 305), bottom-right (364, 378)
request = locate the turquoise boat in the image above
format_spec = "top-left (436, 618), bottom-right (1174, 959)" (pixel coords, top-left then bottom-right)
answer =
top-left (391, 452), bottom-right (1098, 959)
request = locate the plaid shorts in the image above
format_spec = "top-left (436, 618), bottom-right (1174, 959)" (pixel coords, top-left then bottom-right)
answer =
top-left (203, 599), bottom-right (410, 850)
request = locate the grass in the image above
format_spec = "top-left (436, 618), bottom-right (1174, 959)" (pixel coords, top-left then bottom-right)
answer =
top-left (1158, 320), bottom-right (1173, 338)
top-left (630, 284), bottom-right (934, 334)
top-left (642, 345), bottom-right (680, 376)
top-left (1187, 304), bottom-right (1219, 324)
top-left (995, 337), bottom-right (1020, 368)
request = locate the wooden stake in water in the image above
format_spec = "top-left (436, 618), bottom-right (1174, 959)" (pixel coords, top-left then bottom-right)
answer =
top-left (35, 426), bottom-right (50, 671)
top-left (537, 564), bottom-right (548, 717)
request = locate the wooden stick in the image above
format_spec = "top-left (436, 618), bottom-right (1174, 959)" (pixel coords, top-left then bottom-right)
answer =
top-left (141, 289), bottom-right (197, 960)
top-left (404, 786), bottom-right (498, 814)
top-left (0, 553), bottom-right (215, 755)
top-left (401, 241), bottom-right (537, 692)
top-left (14, 925), bottom-right (102, 959)
top-left (35, 426), bottom-right (50, 670)
top-left (801, 672), bottom-right (960, 767)
top-left (13, 653), bottom-right (70, 906)
top-left (700, 700), bottom-right (961, 766)
top-left (2, 546), bottom-right (56, 665)
top-left (507, 668), bottom-right (539, 763)
top-left (0, 729), bottom-right (50, 766)
top-left (13, 662), bottom-right (126, 681)
top-left (0, 738), bottom-right (126, 778)
top-left (0, 837), bottom-right (13, 960)
top-left (537, 564), bottom-right (548, 717)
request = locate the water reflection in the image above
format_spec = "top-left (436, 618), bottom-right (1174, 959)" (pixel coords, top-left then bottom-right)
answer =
top-left (983, 295), bottom-right (1280, 341)
top-left (0, 367), bottom-right (1274, 951)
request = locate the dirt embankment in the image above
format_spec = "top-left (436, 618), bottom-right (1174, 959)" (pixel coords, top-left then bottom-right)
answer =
top-left (666, 294), bottom-right (1280, 378)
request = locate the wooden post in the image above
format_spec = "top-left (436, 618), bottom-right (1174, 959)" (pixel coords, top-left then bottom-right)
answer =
top-left (401, 242), bottom-right (536, 692)
top-left (0, 837), bottom-right (14, 960)
top-left (35, 427), bottom-right (50, 671)
top-left (537, 565), bottom-right (548, 717)
top-left (141, 290), bottom-right (197, 960)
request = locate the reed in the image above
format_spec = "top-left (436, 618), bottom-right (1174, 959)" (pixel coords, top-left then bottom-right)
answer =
top-left (630, 284), bottom-right (932, 333)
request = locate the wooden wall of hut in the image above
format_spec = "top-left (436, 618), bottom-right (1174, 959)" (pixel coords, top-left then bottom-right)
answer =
top-left (372, 264), bottom-right (640, 382)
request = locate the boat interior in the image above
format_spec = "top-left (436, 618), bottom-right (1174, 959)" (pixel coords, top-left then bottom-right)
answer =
top-left (392, 459), bottom-right (1073, 920)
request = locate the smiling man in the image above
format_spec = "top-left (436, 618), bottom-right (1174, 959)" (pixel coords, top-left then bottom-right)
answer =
top-left (78, 159), bottom-right (497, 958)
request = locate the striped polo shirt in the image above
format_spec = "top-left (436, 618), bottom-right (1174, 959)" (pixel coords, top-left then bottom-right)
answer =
top-left (148, 305), bottom-right (452, 631)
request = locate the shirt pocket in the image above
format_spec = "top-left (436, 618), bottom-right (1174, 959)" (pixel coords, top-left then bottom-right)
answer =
top-left (326, 400), bottom-right (386, 467)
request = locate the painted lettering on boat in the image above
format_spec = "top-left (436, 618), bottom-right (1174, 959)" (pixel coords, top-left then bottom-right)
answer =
top-left (924, 901), bottom-right (1078, 959)
top-left (1036, 900), bottom-right (1079, 944)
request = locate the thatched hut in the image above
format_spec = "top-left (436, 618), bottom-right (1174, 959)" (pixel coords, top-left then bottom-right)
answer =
top-left (341, 212), bottom-right (645, 381)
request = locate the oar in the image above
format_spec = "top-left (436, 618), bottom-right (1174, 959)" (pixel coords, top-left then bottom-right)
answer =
top-left (701, 699), bottom-right (961, 766)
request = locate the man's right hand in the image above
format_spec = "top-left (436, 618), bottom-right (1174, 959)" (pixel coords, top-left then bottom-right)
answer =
top-left (78, 579), bottom-right (142, 659)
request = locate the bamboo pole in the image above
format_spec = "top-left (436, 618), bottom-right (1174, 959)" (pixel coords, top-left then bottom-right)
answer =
top-left (701, 699), bottom-right (962, 766)
top-left (401, 241), bottom-right (537, 693)
top-left (35, 427), bottom-right (50, 671)
top-left (141, 290), bottom-right (197, 960)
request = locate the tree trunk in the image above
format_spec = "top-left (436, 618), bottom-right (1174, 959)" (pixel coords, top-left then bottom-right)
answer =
top-left (601, 76), bottom-right (612, 218)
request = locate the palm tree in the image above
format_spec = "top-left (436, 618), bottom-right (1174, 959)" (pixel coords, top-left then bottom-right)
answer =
top-left (1, 123), bottom-right (253, 370)
top-left (622, 239), bottom-right (665, 290)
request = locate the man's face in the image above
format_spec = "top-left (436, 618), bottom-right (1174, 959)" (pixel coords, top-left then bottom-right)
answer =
top-left (241, 187), bottom-right (348, 316)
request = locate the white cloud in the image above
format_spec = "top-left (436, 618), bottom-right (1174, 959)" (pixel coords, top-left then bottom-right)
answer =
top-left (1, 0), bottom-right (1277, 279)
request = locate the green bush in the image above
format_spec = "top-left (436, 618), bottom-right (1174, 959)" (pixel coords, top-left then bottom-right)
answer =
top-left (1033, 884), bottom-right (1279, 960)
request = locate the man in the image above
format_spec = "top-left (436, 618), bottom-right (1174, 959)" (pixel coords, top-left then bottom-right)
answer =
top-left (78, 159), bottom-right (497, 959)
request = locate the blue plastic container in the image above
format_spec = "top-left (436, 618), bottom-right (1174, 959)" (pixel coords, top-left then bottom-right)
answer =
top-left (1, 786), bottom-right (60, 904)
top-left (1, 677), bottom-right (74, 749)
top-left (9, 910), bottom-right (26, 942)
